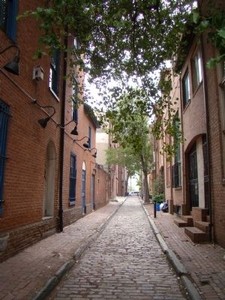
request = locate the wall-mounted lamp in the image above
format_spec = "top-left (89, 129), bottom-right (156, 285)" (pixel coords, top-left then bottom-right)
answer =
top-left (73, 136), bottom-right (90, 148)
top-left (58, 120), bottom-right (79, 135)
top-left (32, 100), bottom-right (56, 128)
top-left (0, 44), bottom-right (20, 75)
top-left (38, 106), bottom-right (56, 128)
top-left (85, 147), bottom-right (97, 158)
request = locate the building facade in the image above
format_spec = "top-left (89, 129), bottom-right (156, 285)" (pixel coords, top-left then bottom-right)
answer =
top-left (0, 1), bottom-right (109, 262)
top-left (154, 0), bottom-right (225, 247)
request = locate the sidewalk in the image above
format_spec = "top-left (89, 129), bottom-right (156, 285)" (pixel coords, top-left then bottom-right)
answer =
top-left (1, 198), bottom-right (225, 300)
top-left (143, 203), bottom-right (225, 300)
top-left (0, 198), bottom-right (126, 300)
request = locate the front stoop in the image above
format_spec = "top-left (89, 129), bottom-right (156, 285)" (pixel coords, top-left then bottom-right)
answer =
top-left (194, 221), bottom-right (210, 234)
top-left (174, 215), bottom-right (193, 227)
top-left (182, 215), bottom-right (194, 226)
top-left (184, 227), bottom-right (209, 243)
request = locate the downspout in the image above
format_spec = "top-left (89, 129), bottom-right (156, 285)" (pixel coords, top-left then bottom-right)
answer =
top-left (199, 32), bottom-right (214, 243)
top-left (58, 39), bottom-right (67, 232)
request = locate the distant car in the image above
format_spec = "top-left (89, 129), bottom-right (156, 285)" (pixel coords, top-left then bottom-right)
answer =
top-left (129, 191), bottom-right (139, 196)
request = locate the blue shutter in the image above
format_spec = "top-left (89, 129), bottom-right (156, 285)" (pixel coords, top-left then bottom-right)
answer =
top-left (7, 0), bottom-right (18, 41)
top-left (69, 154), bottom-right (76, 205)
top-left (0, 0), bottom-right (18, 40)
top-left (0, 0), bottom-right (8, 29)
top-left (0, 100), bottom-right (10, 215)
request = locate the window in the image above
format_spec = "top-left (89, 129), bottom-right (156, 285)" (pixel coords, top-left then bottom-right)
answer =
top-left (49, 49), bottom-right (60, 97)
top-left (182, 70), bottom-right (190, 108)
top-left (0, 100), bottom-right (10, 215)
top-left (172, 114), bottom-right (181, 188)
top-left (192, 51), bottom-right (203, 91)
top-left (74, 37), bottom-right (80, 50)
top-left (88, 126), bottom-right (92, 149)
top-left (71, 77), bottom-right (78, 123)
top-left (219, 61), bottom-right (225, 179)
top-left (0, 0), bottom-right (18, 41)
top-left (69, 154), bottom-right (77, 205)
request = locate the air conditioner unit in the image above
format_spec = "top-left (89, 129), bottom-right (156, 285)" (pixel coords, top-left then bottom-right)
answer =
top-left (33, 66), bottom-right (44, 81)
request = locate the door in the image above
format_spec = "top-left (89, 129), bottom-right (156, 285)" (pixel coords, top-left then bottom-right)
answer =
top-left (81, 166), bottom-right (86, 214)
top-left (91, 174), bottom-right (95, 210)
top-left (189, 144), bottom-right (199, 208)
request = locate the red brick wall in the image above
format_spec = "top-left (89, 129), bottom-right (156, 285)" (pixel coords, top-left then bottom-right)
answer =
top-left (202, 30), bottom-right (225, 247)
top-left (0, 1), bottom-right (109, 261)
top-left (193, 0), bottom-right (225, 247)
top-left (0, 0), bottom-right (63, 260)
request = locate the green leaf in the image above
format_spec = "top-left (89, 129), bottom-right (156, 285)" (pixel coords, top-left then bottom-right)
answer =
top-left (217, 28), bottom-right (225, 39)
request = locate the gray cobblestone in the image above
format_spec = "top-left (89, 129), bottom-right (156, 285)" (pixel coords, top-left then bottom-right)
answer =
top-left (49, 198), bottom-right (187, 299)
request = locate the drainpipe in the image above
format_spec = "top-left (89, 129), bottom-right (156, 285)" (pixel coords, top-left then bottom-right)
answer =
top-left (58, 39), bottom-right (67, 232)
top-left (199, 30), bottom-right (214, 243)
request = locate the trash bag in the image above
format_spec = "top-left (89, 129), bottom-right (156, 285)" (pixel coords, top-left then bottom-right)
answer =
top-left (161, 202), bottom-right (168, 213)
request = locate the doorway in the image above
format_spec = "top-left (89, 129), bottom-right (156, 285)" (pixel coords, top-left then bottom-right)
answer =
top-left (81, 162), bottom-right (86, 214)
top-left (189, 144), bottom-right (199, 208)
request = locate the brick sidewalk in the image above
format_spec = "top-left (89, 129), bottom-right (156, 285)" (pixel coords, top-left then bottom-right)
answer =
top-left (144, 203), bottom-right (225, 300)
top-left (0, 198), bottom-right (125, 300)
top-left (1, 198), bottom-right (225, 300)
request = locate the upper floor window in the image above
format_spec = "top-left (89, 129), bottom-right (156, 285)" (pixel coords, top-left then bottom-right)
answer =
top-left (0, 99), bottom-right (10, 215)
top-left (182, 70), bottom-right (190, 108)
top-left (71, 77), bottom-right (78, 123)
top-left (172, 114), bottom-right (181, 188)
top-left (88, 126), bottom-right (92, 149)
top-left (74, 37), bottom-right (80, 50)
top-left (49, 49), bottom-right (60, 97)
top-left (192, 51), bottom-right (203, 91)
top-left (0, 0), bottom-right (18, 41)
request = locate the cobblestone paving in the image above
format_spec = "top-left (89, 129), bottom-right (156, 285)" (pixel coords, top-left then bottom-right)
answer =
top-left (49, 198), bottom-right (188, 300)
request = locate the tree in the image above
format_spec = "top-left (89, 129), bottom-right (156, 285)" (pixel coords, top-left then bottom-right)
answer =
top-left (104, 88), bottom-right (153, 203)
top-left (105, 146), bottom-right (141, 194)
top-left (21, 1), bottom-right (225, 145)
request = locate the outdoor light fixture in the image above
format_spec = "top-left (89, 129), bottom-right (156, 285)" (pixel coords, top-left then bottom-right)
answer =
top-left (91, 148), bottom-right (97, 158)
top-left (83, 138), bottom-right (90, 149)
top-left (73, 136), bottom-right (90, 148)
top-left (58, 120), bottom-right (79, 135)
top-left (0, 44), bottom-right (20, 75)
top-left (38, 106), bottom-right (56, 128)
top-left (32, 99), bottom-right (56, 128)
top-left (85, 147), bottom-right (97, 158)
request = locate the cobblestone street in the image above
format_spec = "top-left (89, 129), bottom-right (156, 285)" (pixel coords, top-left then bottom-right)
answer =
top-left (48, 197), bottom-right (188, 300)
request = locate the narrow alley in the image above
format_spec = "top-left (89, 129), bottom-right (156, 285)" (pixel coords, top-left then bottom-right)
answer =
top-left (47, 197), bottom-right (187, 300)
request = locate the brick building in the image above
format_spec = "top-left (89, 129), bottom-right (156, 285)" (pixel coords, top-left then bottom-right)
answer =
top-left (153, 0), bottom-right (225, 247)
top-left (0, 1), bottom-right (109, 261)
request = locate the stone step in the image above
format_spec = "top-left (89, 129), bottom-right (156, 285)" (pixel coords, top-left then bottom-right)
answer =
top-left (174, 219), bottom-right (188, 227)
top-left (181, 215), bottom-right (193, 226)
top-left (184, 227), bottom-right (210, 243)
top-left (194, 221), bottom-right (210, 233)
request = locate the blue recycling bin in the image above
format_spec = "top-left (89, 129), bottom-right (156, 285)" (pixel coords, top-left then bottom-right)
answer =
top-left (156, 203), bottom-right (161, 211)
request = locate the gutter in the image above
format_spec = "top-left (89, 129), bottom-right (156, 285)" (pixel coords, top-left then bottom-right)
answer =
top-left (58, 40), bottom-right (68, 232)
top-left (199, 31), bottom-right (214, 243)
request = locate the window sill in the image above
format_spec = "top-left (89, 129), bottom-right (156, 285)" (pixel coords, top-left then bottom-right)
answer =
top-left (193, 81), bottom-right (203, 97)
top-left (183, 99), bottom-right (191, 113)
top-left (174, 186), bottom-right (182, 190)
top-left (49, 88), bottom-right (60, 102)
top-left (42, 216), bottom-right (53, 220)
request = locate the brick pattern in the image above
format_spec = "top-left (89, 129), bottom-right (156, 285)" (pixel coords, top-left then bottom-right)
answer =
top-left (0, 1), bottom-right (109, 261)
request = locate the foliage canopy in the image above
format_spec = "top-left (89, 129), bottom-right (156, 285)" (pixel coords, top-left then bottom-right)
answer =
top-left (21, 1), bottom-right (225, 140)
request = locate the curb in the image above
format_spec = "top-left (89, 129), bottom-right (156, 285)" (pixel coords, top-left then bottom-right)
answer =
top-left (32, 199), bottom-right (126, 300)
top-left (142, 203), bottom-right (202, 300)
